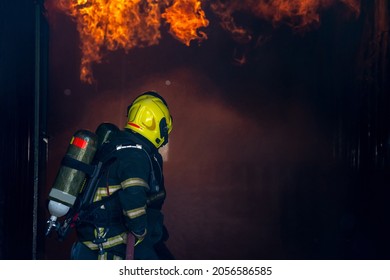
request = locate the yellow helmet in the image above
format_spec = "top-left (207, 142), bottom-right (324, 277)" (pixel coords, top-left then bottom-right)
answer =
top-left (125, 91), bottom-right (173, 148)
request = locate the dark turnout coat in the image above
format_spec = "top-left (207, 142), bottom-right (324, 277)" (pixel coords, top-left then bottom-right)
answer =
top-left (72, 129), bottom-right (171, 260)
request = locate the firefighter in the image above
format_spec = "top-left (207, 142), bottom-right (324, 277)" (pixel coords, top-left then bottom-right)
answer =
top-left (70, 91), bottom-right (174, 260)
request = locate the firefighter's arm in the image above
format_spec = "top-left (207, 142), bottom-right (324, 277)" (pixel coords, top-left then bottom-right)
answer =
top-left (117, 149), bottom-right (150, 245)
top-left (118, 180), bottom-right (148, 245)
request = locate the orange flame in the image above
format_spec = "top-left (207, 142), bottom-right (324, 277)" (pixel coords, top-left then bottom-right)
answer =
top-left (45, 0), bottom-right (361, 84)
top-left (211, 0), bottom-right (361, 42)
top-left (162, 0), bottom-right (209, 46)
top-left (46, 0), bottom-right (208, 84)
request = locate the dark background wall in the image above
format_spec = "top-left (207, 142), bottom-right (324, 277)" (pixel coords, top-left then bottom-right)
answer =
top-left (1, 0), bottom-right (389, 260)
top-left (0, 0), bottom-right (48, 259)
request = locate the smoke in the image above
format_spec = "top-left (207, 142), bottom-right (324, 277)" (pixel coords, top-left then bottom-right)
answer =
top-left (44, 0), bottom-right (361, 84)
top-left (44, 0), bottom-right (366, 260)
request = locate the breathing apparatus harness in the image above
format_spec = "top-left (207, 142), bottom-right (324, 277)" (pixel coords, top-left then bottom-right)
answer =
top-left (54, 131), bottom-right (164, 255)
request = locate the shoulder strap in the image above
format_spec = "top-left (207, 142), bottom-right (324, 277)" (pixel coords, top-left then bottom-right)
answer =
top-left (56, 147), bottom-right (118, 241)
top-left (60, 156), bottom-right (96, 176)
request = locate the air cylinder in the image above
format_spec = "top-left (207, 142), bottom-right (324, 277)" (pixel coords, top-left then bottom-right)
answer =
top-left (47, 129), bottom-right (98, 221)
